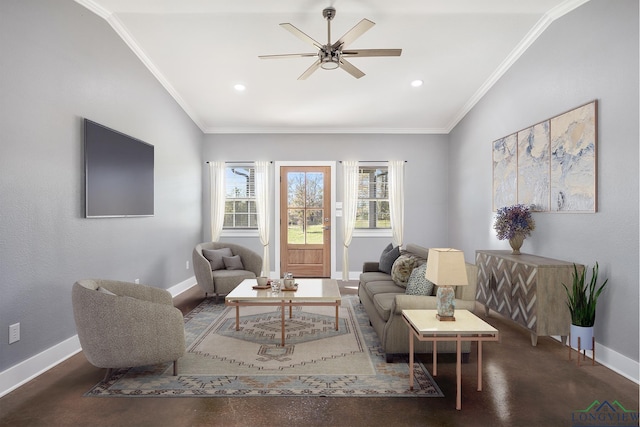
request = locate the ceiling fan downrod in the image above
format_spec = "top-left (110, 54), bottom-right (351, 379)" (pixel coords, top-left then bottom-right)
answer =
top-left (321, 7), bottom-right (339, 69)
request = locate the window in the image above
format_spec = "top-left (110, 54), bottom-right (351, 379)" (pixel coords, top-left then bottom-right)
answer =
top-left (356, 166), bottom-right (390, 229)
top-left (224, 166), bottom-right (257, 229)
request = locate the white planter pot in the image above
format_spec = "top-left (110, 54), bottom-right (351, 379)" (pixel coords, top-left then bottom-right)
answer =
top-left (570, 324), bottom-right (594, 350)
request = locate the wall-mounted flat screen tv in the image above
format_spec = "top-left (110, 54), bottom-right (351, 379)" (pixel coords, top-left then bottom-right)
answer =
top-left (84, 119), bottom-right (154, 218)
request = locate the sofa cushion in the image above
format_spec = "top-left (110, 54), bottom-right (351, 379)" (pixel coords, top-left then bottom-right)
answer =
top-left (362, 281), bottom-right (404, 302)
top-left (359, 271), bottom-right (392, 285)
top-left (223, 255), bottom-right (244, 270)
top-left (379, 243), bottom-right (400, 274)
top-left (391, 254), bottom-right (420, 287)
top-left (202, 247), bottom-right (233, 271)
top-left (372, 293), bottom-right (397, 322)
top-left (405, 264), bottom-right (435, 296)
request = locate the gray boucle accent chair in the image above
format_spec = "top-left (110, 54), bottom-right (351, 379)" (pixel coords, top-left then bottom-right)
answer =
top-left (192, 242), bottom-right (263, 303)
top-left (72, 279), bottom-right (185, 381)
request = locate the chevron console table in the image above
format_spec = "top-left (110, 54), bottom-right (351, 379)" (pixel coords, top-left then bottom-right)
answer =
top-left (475, 250), bottom-right (583, 346)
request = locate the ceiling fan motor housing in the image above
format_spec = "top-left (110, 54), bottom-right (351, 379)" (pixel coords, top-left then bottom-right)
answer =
top-left (322, 7), bottom-right (336, 21)
top-left (320, 46), bottom-right (340, 69)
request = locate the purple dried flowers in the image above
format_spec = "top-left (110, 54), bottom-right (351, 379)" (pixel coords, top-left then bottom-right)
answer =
top-left (493, 204), bottom-right (536, 240)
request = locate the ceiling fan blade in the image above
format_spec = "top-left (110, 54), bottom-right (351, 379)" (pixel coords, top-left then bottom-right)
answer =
top-left (339, 58), bottom-right (365, 79)
top-left (259, 53), bottom-right (318, 59)
top-left (280, 23), bottom-right (323, 50)
top-left (298, 59), bottom-right (321, 80)
top-left (342, 49), bottom-right (402, 57)
top-left (332, 18), bottom-right (374, 49)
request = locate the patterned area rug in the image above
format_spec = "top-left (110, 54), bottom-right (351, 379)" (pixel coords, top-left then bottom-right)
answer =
top-left (86, 295), bottom-right (443, 397)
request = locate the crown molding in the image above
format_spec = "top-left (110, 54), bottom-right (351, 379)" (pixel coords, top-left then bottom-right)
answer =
top-left (445, 0), bottom-right (591, 133)
top-left (202, 126), bottom-right (450, 134)
top-left (74, 0), bottom-right (208, 132)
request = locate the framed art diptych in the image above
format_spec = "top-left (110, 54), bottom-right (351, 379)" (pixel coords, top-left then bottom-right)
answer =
top-left (492, 100), bottom-right (597, 212)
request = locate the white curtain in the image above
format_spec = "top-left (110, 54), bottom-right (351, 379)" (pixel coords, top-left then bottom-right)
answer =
top-left (254, 161), bottom-right (271, 276)
top-left (389, 160), bottom-right (405, 247)
top-left (208, 161), bottom-right (226, 242)
top-left (341, 161), bottom-right (359, 281)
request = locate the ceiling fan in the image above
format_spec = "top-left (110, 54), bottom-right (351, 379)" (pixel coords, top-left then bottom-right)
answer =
top-left (259, 7), bottom-right (402, 80)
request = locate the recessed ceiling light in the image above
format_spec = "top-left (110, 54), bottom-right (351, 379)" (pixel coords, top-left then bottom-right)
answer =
top-left (234, 84), bottom-right (246, 92)
top-left (411, 80), bottom-right (423, 88)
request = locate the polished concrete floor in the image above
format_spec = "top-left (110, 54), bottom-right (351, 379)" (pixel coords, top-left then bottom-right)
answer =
top-left (1, 282), bottom-right (637, 427)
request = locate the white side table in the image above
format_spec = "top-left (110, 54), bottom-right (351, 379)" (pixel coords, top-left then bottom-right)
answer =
top-left (402, 309), bottom-right (499, 410)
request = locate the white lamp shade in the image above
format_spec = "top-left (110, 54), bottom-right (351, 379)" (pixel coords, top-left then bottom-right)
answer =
top-left (425, 248), bottom-right (468, 287)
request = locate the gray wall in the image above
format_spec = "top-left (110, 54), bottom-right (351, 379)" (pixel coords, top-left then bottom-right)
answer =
top-left (448, 0), bottom-right (639, 361)
top-left (201, 133), bottom-right (450, 273)
top-left (0, 1), bottom-right (203, 371)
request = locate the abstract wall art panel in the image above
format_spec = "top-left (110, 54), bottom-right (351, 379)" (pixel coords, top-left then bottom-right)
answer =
top-left (518, 122), bottom-right (550, 211)
top-left (492, 133), bottom-right (517, 211)
top-left (492, 100), bottom-right (597, 213)
top-left (550, 101), bottom-right (597, 212)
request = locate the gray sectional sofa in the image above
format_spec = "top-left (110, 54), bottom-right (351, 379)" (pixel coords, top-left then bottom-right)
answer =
top-left (358, 244), bottom-right (478, 362)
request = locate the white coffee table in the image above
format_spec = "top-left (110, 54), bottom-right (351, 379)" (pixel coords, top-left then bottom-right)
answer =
top-left (225, 278), bottom-right (342, 346)
top-left (402, 309), bottom-right (499, 410)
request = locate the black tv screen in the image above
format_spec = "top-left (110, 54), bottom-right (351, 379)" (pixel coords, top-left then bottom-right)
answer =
top-left (84, 119), bottom-right (154, 218)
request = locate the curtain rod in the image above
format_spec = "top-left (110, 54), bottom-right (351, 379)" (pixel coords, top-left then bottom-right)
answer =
top-left (205, 161), bottom-right (273, 164)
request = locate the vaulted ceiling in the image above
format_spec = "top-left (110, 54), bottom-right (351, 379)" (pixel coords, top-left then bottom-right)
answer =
top-left (76, 0), bottom-right (588, 134)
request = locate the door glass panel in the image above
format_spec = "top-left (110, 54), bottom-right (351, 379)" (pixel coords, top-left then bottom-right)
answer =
top-left (305, 209), bottom-right (323, 244)
top-left (305, 172), bottom-right (324, 208)
top-left (287, 209), bottom-right (304, 244)
top-left (287, 172), bottom-right (305, 207)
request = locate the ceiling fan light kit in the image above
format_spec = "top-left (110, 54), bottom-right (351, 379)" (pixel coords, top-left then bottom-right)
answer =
top-left (259, 7), bottom-right (401, 80)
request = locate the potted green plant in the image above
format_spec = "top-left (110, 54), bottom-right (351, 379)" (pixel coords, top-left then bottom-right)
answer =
top-left (563, 263), bottom-right (608, 350)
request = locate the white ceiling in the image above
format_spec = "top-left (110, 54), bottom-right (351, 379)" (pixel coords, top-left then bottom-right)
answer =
top-left (76, 0), bottom-right (588, 134)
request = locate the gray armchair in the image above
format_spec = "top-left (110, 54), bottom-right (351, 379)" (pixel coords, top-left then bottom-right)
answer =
top-left (192, 242), bottom-right (263, 302)
top-left (72, 279), bottom-right (185, 381)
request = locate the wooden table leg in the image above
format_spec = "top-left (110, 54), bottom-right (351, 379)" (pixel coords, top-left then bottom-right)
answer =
top-left (477, 340), bottom-right (483, 391)
top-left (433, 338), bottom-right (438, 376)
top-left (409, 327), bottom-right (414, 390)
top-left (456, 335), bottom-right (462, 410)
top-left (235, 305), bottom-right (240, 331)
top-left (335, 302), bottom-right (339, 331)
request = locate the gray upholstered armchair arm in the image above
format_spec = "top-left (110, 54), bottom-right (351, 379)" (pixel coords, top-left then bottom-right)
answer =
top-left (234, 246), bottom-right (263, 276)
top-left (363, 262), bottom-right (380, 273)
top-left (193, 245), bottom-right (215, 294)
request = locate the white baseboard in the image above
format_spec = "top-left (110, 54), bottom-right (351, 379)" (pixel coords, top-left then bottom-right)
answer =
top-left (168, 276), bottom-right (197, 297)
top-left (0, 277), bottom-right (199, 398)
top-left (587, 343), bottom-right (639, 383)
top-left (0, 335), bottom-right (82, 398)
top-left (550, 336), bottom-right (639, 384)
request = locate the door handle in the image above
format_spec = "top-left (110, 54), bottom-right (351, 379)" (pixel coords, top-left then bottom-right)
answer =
top-left (322, 226), bottom-right (331, 230)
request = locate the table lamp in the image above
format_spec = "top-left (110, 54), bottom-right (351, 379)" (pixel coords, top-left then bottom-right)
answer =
top-left (425, 248), bottom-right (468, 321)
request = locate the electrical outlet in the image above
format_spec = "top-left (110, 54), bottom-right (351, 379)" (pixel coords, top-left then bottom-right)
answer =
top-left (134, 278), bottom-right (140, 284)
top-left (186, 260), bottom-right (190, 270)
top-left (9, 323), bottom-right (20, 344)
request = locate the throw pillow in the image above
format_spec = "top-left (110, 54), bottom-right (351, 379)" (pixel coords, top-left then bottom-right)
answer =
top-left (379, 243), bottom-right (400, 274)
top-left (223, 255), bottom-right (244, 270)
top-left (405, 263), bottom-right (435, 296)
top-left (202, 247), bottom-right (233, 271)
top-left (391, 254), bottom-right (419, 287)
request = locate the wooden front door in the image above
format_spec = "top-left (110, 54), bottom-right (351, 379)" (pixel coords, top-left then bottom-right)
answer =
top-left (280, 166), bottom-right (331, 277)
